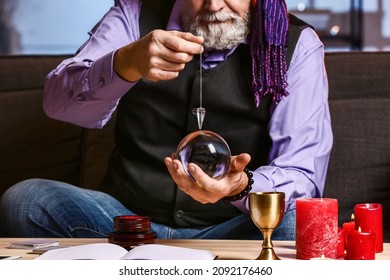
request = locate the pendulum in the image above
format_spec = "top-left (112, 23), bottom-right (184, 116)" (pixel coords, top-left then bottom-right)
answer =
top-left (176, 54), bottom-right (231, 180)
top-left (192, 53), bottom-right (206, 130)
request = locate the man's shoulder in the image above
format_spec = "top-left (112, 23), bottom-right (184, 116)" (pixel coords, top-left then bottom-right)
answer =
top-left (288, 13), bottom-right (312, 30)
top-left (286, 14), bottom-right (313, 68)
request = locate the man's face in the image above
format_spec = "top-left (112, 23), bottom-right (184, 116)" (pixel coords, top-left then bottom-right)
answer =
top-left (181, 0), bottom-right (252, 51)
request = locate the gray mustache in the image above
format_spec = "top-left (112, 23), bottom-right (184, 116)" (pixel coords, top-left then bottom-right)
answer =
top-left (197, 11), bottom-right (242, 23)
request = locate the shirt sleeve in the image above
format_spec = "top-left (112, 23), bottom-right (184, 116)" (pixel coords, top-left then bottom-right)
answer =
top-left (43, 0), bottom-right (141, 128)
top-left (232, 28), bottom-right (333, 213)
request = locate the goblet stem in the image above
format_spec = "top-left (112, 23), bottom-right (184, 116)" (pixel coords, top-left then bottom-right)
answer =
top-left (261, 228), bottom-right (273, 249)
top-left (256, 228), bottom-right (280, 260)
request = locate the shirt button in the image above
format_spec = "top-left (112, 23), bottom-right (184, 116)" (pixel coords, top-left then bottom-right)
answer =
top-left (68, 90), bottom-right (74, 97)
top-left (98, 77), bottom-right (105, 86)
top-left (176, 210), bottom-right (184, 218)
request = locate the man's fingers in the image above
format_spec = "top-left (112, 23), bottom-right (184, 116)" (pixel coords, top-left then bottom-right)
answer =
top-left (176, 31), bottom-right (204, 45)
top-left (159, 30), bottom-right (204, 54)
top-left (230, 153), bottom-right (251, 172)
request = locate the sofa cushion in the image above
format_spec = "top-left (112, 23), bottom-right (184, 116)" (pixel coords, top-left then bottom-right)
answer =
top-left (324, 52), bottom-right (390, 241)
top-left (0, 55), bottom-right (83, 196)
top-left (79, 115), bottom-right (116, 190)
top-left (325, 99), bottom-right (390, 225)
top-left (0, 55), bottom-right (117, 196)
top-left (325, 52), bottom-right (390, 100)
top-left (0, 88), bottom-right (83, 193)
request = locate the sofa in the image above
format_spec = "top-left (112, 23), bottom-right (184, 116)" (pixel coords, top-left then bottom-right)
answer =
top-left (0, 52), bottom-right (389, 241)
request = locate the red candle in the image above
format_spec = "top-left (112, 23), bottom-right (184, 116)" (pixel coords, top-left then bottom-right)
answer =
top-left (342, 220), bottom-right (355, 236)
top-left (345, 228), bottom-right (376, 260)
top-left (337, 228), bottom-right (345, 259)
top-left (296, 198), bottom-right (338, 260)
top-left (354, 203), bottom-right (383, 253)
top-left (342, 216), bottom-right (355, 250)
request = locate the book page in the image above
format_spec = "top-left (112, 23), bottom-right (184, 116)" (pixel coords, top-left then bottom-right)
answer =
top-left (121, 244), bottom-right (216, 260)
top-left (35, 243), bottom-right (216, 260)
top-left (35, 243), bottom-right (128, 260)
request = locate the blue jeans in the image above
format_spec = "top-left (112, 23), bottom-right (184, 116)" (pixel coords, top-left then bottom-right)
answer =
top-left (0, 179), bottom-right (296, 240)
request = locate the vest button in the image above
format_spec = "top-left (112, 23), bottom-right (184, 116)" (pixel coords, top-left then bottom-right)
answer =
top-left (176, 210), bottom-right (184, 218)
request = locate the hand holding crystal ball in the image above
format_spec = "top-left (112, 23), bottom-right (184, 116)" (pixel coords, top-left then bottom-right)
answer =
top-left (176, 130), bottom-right (231, 180)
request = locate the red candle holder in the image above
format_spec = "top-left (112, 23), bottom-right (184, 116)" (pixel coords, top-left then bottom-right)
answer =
top-left (108, 215), bottom-right (156, 250)
top-left (354, 203), bottom-right (383, 253)
top-left (113, 215), bottom-right (151, 232)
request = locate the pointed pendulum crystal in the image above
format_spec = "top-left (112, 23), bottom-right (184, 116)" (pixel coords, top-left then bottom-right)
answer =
top-left (192, 107), bottom-right (206, 130)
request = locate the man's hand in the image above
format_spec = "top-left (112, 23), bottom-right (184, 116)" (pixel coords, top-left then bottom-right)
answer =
top-left (114, 30), bottom-right (204, 82)
top-left (164, 153), bottom-right (251, 204)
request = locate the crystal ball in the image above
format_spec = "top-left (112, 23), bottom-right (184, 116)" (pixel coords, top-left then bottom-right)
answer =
top-left (176, 130), bottom-right (231, 180)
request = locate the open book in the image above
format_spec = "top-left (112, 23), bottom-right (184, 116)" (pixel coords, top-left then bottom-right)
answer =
top-left (35, 243), bottom-right (216, 260)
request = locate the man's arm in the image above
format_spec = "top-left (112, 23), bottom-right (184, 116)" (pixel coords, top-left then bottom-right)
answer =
top-left (43, 0), bottom-right (203, 129)
top-left (233, 28), bottom-right (333, 213)
top-left (43, 1), bottom-right (140, 128)
top-left (164, 28), bottom-right (332, 210)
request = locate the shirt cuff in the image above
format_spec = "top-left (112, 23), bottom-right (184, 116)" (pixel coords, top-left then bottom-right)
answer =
top-left (89, 50), bottom-right (137, 100)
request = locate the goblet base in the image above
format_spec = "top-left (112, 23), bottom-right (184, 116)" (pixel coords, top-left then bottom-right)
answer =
top-left (256, 248), bottom-right (281, 260)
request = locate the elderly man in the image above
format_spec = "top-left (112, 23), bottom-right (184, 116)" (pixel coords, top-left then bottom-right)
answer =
top-left (0, 0), bottom-right (332, 240)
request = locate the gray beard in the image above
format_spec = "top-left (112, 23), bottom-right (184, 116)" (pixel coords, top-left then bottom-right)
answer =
top-left (182, 10), bottom-right (250, 51)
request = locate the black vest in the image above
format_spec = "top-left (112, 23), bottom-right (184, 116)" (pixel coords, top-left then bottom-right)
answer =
top-left (101, 2), bottom-right (309, 227)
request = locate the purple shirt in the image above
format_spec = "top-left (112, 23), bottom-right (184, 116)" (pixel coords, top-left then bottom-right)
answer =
top-left (43, 0), bottom-right (333, 213)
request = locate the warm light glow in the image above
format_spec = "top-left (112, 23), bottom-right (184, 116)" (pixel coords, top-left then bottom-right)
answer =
top-left (297, 3), bottom-right (306, 12)
top-left (330, 25), bottom-right (340, 36)
top-left (351, 213), bottom-right (355, 221)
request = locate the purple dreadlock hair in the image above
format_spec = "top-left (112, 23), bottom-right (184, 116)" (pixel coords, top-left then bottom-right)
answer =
top-left (251, 0), bottom-right (289, 107)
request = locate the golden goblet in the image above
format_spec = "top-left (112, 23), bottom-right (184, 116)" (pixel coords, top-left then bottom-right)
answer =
top-left (249, 192), bottom-right (285, 260)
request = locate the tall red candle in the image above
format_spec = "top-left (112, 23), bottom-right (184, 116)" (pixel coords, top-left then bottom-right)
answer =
top-left (354, 203), bottom-right (383, 253)
top-left (296, 198), bottom-right (338, 260)
top-left (345, 229), bottom-right (376, 260)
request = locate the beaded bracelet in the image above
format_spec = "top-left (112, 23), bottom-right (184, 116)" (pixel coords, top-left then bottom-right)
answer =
top-left (223, 168), bottom-right (254, 203)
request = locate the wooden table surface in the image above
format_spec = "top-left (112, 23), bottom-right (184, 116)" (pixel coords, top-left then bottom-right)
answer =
top-left (1, 238), bottom-right (389, 260)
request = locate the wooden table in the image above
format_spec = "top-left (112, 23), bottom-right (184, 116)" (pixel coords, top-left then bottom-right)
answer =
top-left (1, 238), bottom-right (390, 260)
